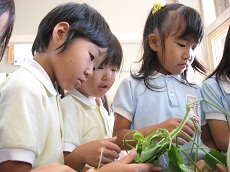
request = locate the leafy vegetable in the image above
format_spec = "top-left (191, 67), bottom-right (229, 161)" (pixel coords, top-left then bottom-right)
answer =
top-left (204, 150), bottom-right (227, 170)
top-left (167, 145), bottom-right (184, 172)
top-left (123, 98), bottom-right (229, 171)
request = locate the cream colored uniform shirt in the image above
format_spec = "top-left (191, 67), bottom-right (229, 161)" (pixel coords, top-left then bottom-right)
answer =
top-left (61, 89), bottom-right (114, 152)
top-left (0, 58), bottom-right (64, 168)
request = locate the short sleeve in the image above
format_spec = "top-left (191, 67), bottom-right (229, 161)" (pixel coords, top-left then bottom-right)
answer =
top-left (201, 78), bottom-right (226, 121)
top-left (61, 95), bottom-right (82, 147)
top-left (0, 73), bottom-right (50, 162)
top-left (112, 77), bottom-right (137, 122)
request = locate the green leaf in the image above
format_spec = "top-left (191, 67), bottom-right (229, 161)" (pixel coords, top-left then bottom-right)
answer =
top-left (133, 131), bottom-right (144, 141)
top-left (179, 164), bottom-right (195, 172)
top-left (167, 145), bottom-right (184, 172)
top-left (204, 150), bottom-right (227, 170)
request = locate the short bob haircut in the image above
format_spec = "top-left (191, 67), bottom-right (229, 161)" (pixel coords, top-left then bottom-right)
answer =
top-left (32, 2), bottom-right (113, 57)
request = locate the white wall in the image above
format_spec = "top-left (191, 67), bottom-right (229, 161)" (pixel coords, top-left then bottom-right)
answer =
top-left (0, 0), bottom-right (205, 102)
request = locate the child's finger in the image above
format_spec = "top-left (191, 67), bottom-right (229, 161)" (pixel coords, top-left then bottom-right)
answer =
top-left (105, 136), bottom-right (117, 143)
top-left (185, 121), bottom-right (195, 132)
top-left (118, 149), bottom-right (137, 164)
top-left (103, 140), bottom-right (121, 154)
top-left (98, 148), bottom-right (119, 166)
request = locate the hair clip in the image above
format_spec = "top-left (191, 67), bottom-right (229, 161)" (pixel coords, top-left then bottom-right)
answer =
top-left (152, 2), bottom-right (163, 14)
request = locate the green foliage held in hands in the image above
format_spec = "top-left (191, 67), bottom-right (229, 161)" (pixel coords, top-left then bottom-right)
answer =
top-left (123, 98), bottom-right (229, 171)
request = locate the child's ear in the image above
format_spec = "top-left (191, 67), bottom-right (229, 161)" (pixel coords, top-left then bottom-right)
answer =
top-left (149, 33), bottom-right (159, 51)
top-left (52, 22), bottom-right (70, 46)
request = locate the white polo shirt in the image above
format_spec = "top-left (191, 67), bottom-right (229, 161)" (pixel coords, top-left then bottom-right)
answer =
top-left (0, 58), bottom-right (64, 168)
top-left (61, 89), bottom-right (114, 152)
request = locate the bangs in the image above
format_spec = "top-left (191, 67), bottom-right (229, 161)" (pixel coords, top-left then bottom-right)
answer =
top-left (175, 7), bottom-right (204, 43)
top-left (99, 35), bottom-right (123, 71)
top-left (100, 49), bottom-right (123, 71)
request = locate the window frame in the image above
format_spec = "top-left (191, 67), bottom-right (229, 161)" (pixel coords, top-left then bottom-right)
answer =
top-left (205, 7), bottom-right (230, 71)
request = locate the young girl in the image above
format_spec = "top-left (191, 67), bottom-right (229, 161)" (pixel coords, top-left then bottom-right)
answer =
top-left (61, 34), bottom-right (123, 171)
top-left (0, 0), bottom-right (14, 61)
top-left (201, 26), bottom-right (230, 153)
top-left (112, 2), bottom-right (207, 169)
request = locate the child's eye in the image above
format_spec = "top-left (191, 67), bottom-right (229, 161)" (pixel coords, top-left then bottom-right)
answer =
top-left (97, 66), bottom-right (104, 70)
top-left (93, 66), bottom-right (103, 70)
top-left (89, 53), bottom-right (95, 61)
top-left (112, 69), bottom-right (117, 72)
top-left (191, 45), bottom-right (197, 51)
top-left (177, 43), bottom-right (185, 47)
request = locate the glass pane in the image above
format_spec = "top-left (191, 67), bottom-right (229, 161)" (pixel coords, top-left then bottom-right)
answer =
top-left (214, 0), bottom-right (230, 17)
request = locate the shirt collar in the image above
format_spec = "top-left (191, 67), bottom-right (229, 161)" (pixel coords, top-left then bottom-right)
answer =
top-left (221, 76), bottom-right (230, 93)
top-left (67, 89), bottom-right (98, 109)
top-left (148, 71), bottom-right (163, 78)
top-left (148, 72), bottom-right (188, 84)
top-left (21, 58), bottom-right (57, 96)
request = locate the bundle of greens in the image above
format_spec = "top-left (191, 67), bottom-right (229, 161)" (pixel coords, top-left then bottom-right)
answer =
top-left (123, 98), bottom-right (228, 172)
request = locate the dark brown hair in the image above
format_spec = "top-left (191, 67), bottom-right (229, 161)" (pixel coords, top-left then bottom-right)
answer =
top-left (132, 3), bottom-right (207, 90)
top-left (0, 0), bottom-right (15, 61)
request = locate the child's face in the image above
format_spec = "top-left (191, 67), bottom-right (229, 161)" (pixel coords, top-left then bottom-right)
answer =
top-left (155, 32), bottom-right (198, 75)
top-left (0, 12), bottom-right (9, 44)
top-left (77, 64), bottom-right (118, 98)
top-left (54, 38), bottom-right (107, 91)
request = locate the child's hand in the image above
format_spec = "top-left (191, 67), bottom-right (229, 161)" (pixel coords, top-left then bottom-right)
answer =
top-left (159, 118), bottom-right (195, 145)
top-left (86, 149), bottom-right (156, 172)
top-left (192, 160), bottom-right (228, 172)
top-left (79, 137), bottom-right (121, 168)
top-left (64, 137), bottom-right (121, 171)
top-left (30, 163), bottom-right (76, 172)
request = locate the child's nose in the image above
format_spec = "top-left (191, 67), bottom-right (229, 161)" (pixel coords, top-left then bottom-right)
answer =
top-left (102, 70), bottom-right (111, 80)
top-left (183, 49), bottom-right (192, 60)
top-left (84, 66), bottom-right (94, 79)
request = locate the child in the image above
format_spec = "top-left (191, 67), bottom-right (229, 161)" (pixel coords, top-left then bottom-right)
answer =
top-left (0, 1), bottom-right (75, 172)
top-left (0, 2), bottom-right (121, 171)
top-left (201, 26), bottom-right (230, 153)
top-left (112, 2), bottom-right (207, 169)
top-left (0, 0), bottom-right (156, 172)
top-left (61, 34), bottom-right (123, 171)
top-left (0, 0), bottom-right (15, 61)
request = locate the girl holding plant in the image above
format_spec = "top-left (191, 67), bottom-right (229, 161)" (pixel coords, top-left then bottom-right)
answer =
top-left (112, 2), bottom-right (208, 169)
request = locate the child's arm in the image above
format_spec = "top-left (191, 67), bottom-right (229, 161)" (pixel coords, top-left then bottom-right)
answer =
top-left (201, 123), bottom-right (218, 150)
top-left (64, 151), bottom-right (90, 172)
top-left (113, 113), bottom-right (196, 149)
top-left (207, 119), bottom-right (229, 152)
top-left (192, 160), bottom-right (228, 172)
top-left (64, 137), bottom-right (121, 171)
top-left (0, 161), bottom-right (32, 172)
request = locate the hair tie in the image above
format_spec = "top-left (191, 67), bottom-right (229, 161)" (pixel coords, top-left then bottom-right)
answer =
top-left (152, 2), bottom-right (163, 14)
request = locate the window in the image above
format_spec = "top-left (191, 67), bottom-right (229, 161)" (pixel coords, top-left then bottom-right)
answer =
top-left (201, 0), bottom-right (230, 71)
